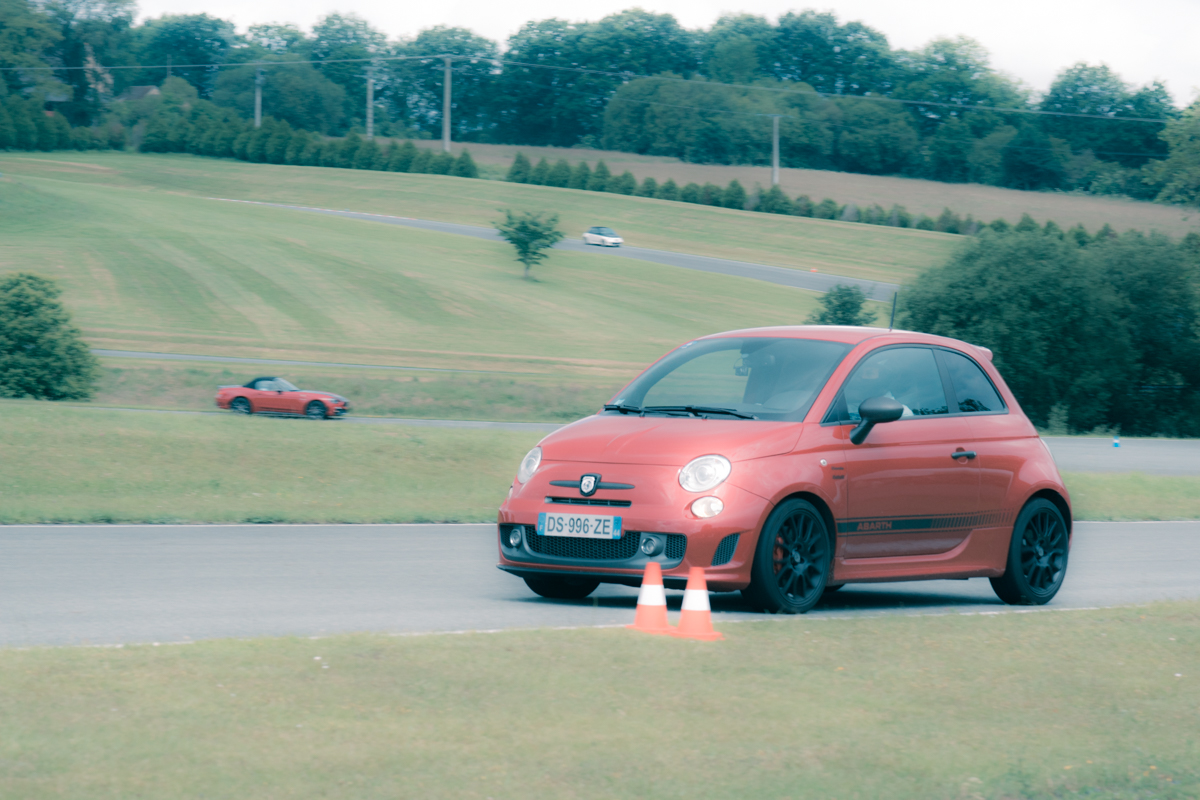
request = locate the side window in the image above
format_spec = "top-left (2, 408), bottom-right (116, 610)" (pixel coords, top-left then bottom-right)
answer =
top-left (839, 347), bottom-right (949, 421)
top-left (942, 350), bottom-right (1005, 413)
top-left (255, 380), bottom-right (277, 391)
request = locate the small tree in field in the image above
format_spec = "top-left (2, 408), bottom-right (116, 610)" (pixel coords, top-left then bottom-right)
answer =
top-left (0, 273), bottom-right (98, 399)
top-left (805, 285), bottom-right (878, 326)
top-left (495, 210), bottom-right (565, 280)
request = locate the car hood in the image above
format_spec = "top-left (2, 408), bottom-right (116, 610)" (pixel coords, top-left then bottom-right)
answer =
top-left (310, 391), bottom-right (347, 402)
top-left (539, 414), bottom-right (801, 466)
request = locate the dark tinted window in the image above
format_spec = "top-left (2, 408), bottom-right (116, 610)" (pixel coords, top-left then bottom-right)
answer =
top-left (942, 350), bottom-right (1005, 413)
top-left (613, 337), bottom-right (851, 421)
top-left (840, 347), bottom-right (949, 421)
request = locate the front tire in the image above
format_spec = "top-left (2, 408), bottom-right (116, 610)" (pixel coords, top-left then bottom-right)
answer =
top-left (305, 400), bottom-right (328, 420)
top-left (230, 397), bottom-right (252, 415)
top-left (742, 498), bottom-right (831, 614)
top-left (991, 498), bottom-right (1070, 605)
top-left (523, 576), bottom-right (600, 600)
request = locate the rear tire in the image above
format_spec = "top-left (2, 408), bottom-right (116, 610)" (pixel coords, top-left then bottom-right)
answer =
top-left (990, 498), bottom-right (1070, 605)
top-left (230, 397), bottom-right (252, 415)
top-left (742, 498), bottom-right (831, 614)
top-left (305, 400), bottom-right (327, 420)
top-left (523, 576), bottom-right (600, 600)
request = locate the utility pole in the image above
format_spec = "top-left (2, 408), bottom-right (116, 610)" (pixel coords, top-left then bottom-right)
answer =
top-left (254, 68), bottom-right (264, 129)
top-left (770, 115), bottom-right (781, 186)
top-left (442, 56), bottom-right (452, 153)
top-left (365, 67), bottom-right (375, 139)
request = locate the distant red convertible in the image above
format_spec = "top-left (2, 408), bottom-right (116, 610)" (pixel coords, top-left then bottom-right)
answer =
top-left (215, 377), bottom-right (350, 419)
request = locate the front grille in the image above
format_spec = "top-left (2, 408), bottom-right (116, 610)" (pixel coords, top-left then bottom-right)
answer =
top-left (711, 534), bottom-right (740, 566)
top-left (544, 497), bottom-right (632, 507)
top-left (527, 530), bottom-right (641, 560)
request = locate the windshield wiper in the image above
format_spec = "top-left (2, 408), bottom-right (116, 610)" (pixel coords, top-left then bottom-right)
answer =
top-left (644, 405), bottom-right (758, 420)
top-left (603, 403), bottom-right (644, 415)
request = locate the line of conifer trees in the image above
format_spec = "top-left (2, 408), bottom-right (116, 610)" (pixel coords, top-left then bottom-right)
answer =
top-left (501, 152), bottom-right (1133, 240)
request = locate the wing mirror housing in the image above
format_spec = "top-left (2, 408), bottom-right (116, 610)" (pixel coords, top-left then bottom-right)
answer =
top-left (849, 396), bottom-right (905, 445)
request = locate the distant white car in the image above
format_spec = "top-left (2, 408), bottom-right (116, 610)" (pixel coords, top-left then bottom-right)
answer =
top-left (583, 226), bottom-right (623, 247)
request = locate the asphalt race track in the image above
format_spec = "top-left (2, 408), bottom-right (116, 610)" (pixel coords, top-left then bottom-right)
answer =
top-left (211, 198), bottom-right (901, 300)
top-left (2, 521), bottom-right (1197, 648)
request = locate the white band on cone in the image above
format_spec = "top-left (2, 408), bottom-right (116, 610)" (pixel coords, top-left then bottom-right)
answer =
top-left (636, 582), bottom-right (667, 607)
top-left (681, 588), bottom-right (710, 612)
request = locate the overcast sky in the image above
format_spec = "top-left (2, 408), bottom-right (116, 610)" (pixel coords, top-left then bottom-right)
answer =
top-left (136, 0), bottom-right (1200, 105)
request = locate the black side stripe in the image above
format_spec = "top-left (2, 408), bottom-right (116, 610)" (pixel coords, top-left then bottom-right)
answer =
top-left (837, 509), bottom-right (1013, 536)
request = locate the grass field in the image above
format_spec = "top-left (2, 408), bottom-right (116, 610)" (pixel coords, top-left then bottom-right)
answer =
top-left (0, 164), bottom-right (843, 372)
top-left (399, 139), bottom-right (1200, 238)
top-left (1, 600), bottom-right (1196, 798)
top-left (2, 403), bottom-right (1196, 524)
top-left (0, 152), bottom-right (960, 285)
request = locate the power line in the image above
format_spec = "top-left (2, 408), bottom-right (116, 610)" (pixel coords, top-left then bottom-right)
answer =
top-left (2, 51), bottom-right (1180, 126)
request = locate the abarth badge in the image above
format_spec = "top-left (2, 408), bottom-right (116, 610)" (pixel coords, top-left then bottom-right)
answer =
top-left (579, 474), bottom-right (600, 496)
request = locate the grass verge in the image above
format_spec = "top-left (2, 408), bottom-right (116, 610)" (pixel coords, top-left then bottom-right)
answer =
top-left (93, 358), bottom-right (625, 423)
top-left (1062, 472), bottom-right (1200, 521)
top-left (1, 601), bottom-right (1196, 798)
top-left (0, 403), bottom-right (540, 524)
top-left (2, 404), bottom-right (1197, 524)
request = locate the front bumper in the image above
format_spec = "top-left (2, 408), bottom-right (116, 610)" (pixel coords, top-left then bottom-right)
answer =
top-left (497, 463), bottom-right (769, 591)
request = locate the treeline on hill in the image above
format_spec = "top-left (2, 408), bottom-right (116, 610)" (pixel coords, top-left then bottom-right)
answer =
top-left (2, 0), bottom-right (1199, 204)
top-left (504, 152), bottom-right (1129, 237)
top-left (903, 228), bottom-right (1200, 437)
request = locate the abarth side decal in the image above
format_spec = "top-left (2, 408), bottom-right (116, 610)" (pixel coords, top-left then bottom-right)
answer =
top-left (836, 509), bottom-right (1014, 536)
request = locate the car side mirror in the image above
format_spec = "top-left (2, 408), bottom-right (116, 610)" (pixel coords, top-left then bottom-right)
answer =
top-left (849, 396), bottom-right (904, 445)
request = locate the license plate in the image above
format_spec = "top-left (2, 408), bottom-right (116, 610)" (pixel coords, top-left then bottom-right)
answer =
top-left (537, 512), bottom-right (623, 540)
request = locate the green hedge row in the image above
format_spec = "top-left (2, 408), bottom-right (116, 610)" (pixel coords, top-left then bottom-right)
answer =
top-left (502, 153), bottom-right (1132, 243)
top-left (0, 96), bottom-right (124, 151)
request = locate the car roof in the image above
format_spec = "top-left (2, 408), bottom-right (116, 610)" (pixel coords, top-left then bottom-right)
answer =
top-left (697, 325), bottom-right (992, 359)
top-left (245, 376), bottom-right (279, 387)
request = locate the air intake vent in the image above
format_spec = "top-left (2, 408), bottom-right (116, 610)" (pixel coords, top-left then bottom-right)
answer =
top-left (665, 533), bottom-right (687, 560)
top-left (527, 531), bottom-right (640, 560)
top-left (544, 497), bottom-right (632, 507)
top-left (711, 534), bottom-right (740, 566)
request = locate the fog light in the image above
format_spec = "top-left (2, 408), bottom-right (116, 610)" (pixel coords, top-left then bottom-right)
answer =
top-left (507, 526), bottom-right (524, 548)
top-left (691, 496), bottom-right (724, 518)
top-left (640, 535), bottom-right (664, 556)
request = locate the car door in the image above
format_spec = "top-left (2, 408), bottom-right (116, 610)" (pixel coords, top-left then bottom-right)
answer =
top-left (253, 379), bottom-right (285, 412)
top-left (938, 348), bottom-right (1021, 520)
top-left (829, 346), bottom-right (981, 558)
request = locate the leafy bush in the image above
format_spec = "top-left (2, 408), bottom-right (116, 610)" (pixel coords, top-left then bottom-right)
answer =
top-left (0, 273), bottom-right (98, 400)
top-left (902, 230), bottom-right (1200, 435)
top-left (805, 285), bottom-right (877, 326)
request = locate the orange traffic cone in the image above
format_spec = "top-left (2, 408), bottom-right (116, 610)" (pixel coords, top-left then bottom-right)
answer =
top-left (670, 567), bottom-right (724, 641)
top-left (626, 561), bottom-right (673, 635)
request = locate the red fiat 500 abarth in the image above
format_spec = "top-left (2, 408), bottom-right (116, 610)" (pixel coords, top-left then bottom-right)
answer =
top-left (497, 326), bottom-right (1071, 614)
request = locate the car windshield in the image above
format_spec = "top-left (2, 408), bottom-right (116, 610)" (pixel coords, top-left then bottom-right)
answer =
top-left (608, 337), bottom-right (851, 421)
top-left (275, 378), bottom-right (300, 392)
top-left (597, 227), bottom-right (616, 235)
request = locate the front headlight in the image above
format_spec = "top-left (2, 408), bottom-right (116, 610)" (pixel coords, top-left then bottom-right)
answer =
top-left (678, 455), bottom-right (731, 493)
top-left (516, 446), bottom-right (542, 484)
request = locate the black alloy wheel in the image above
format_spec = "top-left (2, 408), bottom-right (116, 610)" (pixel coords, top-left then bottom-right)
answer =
top-left (305, 400), bottom-right (328, 420)
top-left (524, 576), bottom-right (601, 600)
top-left (743, 498), bottom-right (831, 614)
top-left (230, 397), bottom-right (252, 415)
top-left (991, 498), bottom-right (1070, 605)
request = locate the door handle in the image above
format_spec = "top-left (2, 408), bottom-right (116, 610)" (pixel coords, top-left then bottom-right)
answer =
top-left (951, 451), bottom-right (976, 460)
